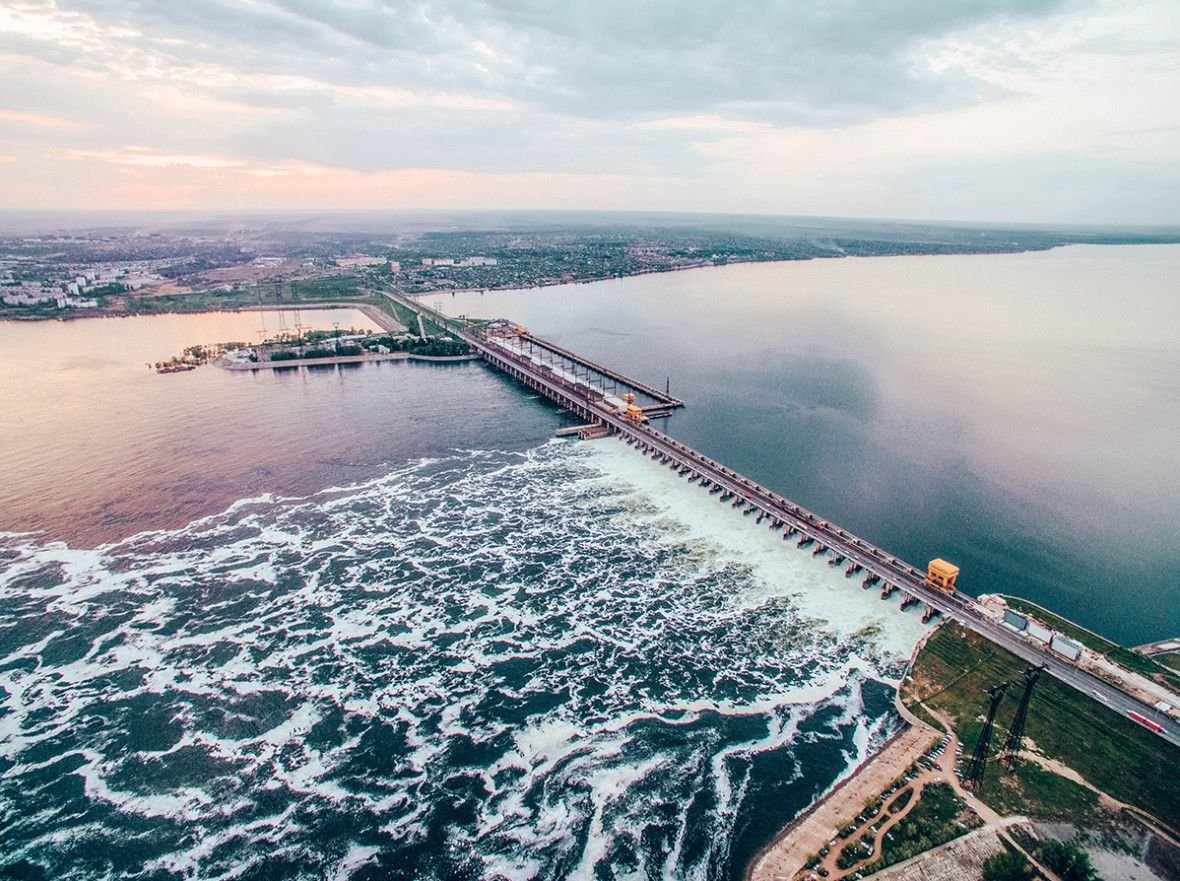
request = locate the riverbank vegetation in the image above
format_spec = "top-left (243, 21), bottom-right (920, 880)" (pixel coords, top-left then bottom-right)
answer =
top-left (150, 343), bottom-right (226, 372)
top-left (982, 848), bottom-right (1034, 881)
top-left (859, 782), bottom-right (980, 873)
top-left (257, 329), bottom-right (469, 364)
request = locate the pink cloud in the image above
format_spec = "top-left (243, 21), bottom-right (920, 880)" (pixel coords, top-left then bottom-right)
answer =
top-left (2, 152), bottom-right (660, 211)
top-left (0, 109), bottom-right (86, 128)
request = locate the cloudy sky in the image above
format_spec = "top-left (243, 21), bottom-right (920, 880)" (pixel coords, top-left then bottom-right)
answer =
top-left (1, 0), bottom-right (1177, 222)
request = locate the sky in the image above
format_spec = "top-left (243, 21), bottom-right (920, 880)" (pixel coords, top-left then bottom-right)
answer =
top-left (0, 0), bottom-right (1178, 223)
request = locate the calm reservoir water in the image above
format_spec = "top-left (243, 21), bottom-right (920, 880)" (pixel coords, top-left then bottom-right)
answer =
top-left (1, 245), bottom-right (1177, 880)
top-left (431, 244), bottom-right (1180, 646)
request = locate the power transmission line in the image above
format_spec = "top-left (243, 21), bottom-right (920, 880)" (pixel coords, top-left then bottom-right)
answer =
top-left (965, 681), bottom-right (1009, 790)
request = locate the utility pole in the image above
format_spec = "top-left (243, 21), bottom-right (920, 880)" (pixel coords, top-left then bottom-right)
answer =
top-left (965, 682), bottom-right (1009, 790)
top-left (1002, 666), bottom-right (1043, 768)
top-left (256, 284), bottom-right (268, 343)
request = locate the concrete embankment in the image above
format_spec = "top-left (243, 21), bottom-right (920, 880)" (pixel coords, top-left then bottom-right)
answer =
top-left (220, 351), bottom-right (479, 371)
top-left (865, 820), bottom-right (1029, 881)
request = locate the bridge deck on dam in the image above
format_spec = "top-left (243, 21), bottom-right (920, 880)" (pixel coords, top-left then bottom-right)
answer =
top-left (515, 330), bottom-right (684, 410)
top-left (469, 326), bottom-right (931, 594)
top-left (447, 318), bottom-right (1180, 745)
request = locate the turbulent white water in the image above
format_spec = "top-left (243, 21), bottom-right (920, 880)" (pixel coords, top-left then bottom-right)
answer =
top-left (0, 438), bottom-right (929, 881)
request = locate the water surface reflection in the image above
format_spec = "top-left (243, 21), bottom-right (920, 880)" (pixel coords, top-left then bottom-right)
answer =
top-left (430, 246), bottom-right (1180, 643)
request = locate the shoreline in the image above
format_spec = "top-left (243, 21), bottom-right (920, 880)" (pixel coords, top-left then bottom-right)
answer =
top-left (744, 632), bottom-right (941, 881)
top-left (743, 725), bottom-right (932, 881)
top-left (9, 239), bottom-right (1180, 327)
top-left (0, 241), bottom-right (1124, 326)
top-left (407, 239), bottom-right (1174, 303)
top-left (219, 351), bottom-right (479, 371)
top-left (0, 299), bottom-right (407, 331)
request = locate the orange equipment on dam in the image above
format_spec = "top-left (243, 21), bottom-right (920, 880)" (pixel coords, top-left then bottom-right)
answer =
top-left (925, 558), bottom-right (960, 593)
top-left (601, 392), bottom-right (648, 423)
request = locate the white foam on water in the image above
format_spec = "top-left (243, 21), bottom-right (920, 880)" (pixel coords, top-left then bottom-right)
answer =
top-left (77, 750), bottom-right (213, 820)
top-left (511, 718), bottom-right (587, 766)
top-left (0, 440), bottom-right (928, 880)
top-left (566, 754), bottom-right (671, 881)
top-left (576, 438), bottom-right (931, 660)
top-left (332, 845), bottom-right (381, 881)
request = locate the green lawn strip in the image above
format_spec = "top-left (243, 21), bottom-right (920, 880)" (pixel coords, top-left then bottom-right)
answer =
top-left (1001, 596), bottom-right (1118, 652)
top-left (375, 290), bottom-right (464, 339)
top-left (287, 275), bottom-right (364, 299)
top-left (904, 624), bottom-right (1180, 828)
top-left (420, 315), bottom-right (452, 337)
top-left (126, 290), bottom-right (259, 314)
top-left (124, 278), bottom-right (387, 319)
top-left (1157, 653), bottom-right (1180, 674)
top-left (380, 297), bottom-right (423, 331)
top-left (409, 301), bottom-right (464, 336)
top-left (980, 760), bottom-right (1100, 823)
top-left (1002, 596), bottom-right (1180, 692)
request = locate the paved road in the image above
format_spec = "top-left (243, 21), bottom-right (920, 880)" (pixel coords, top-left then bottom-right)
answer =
top-left (464, 330), bottom-right (1180, 748)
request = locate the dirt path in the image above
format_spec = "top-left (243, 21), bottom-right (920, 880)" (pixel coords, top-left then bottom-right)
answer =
top-left (808, 729), bottom-right (958, 880)
top-left (745, 724), bottom-right (938, 881)
top-left (803, 705), bottom-right (1040, 881)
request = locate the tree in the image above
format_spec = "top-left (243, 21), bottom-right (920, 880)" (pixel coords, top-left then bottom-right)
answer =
top-left (982, 850), bottom-right (1032, 881)
top-left (1037, 839), bottom-right (1098, 881)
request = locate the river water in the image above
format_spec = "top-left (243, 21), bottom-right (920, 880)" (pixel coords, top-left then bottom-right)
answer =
top-left (1, 245), bottom-right (1177, 880)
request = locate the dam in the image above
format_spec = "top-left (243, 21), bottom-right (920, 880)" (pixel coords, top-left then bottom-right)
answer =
top-left (386, 289), bottom-right (1180, 746)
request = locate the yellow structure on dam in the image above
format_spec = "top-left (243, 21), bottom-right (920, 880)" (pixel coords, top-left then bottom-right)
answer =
top-left (926, 558), bottom-right (960, 593)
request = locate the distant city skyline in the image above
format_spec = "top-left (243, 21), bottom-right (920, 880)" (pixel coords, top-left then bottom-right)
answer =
top-left (1, 0), bottom-right (1178, 223)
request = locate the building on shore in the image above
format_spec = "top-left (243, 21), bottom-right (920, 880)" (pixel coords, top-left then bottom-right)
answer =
top-left (336, 255), bottom-right (390, 268)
